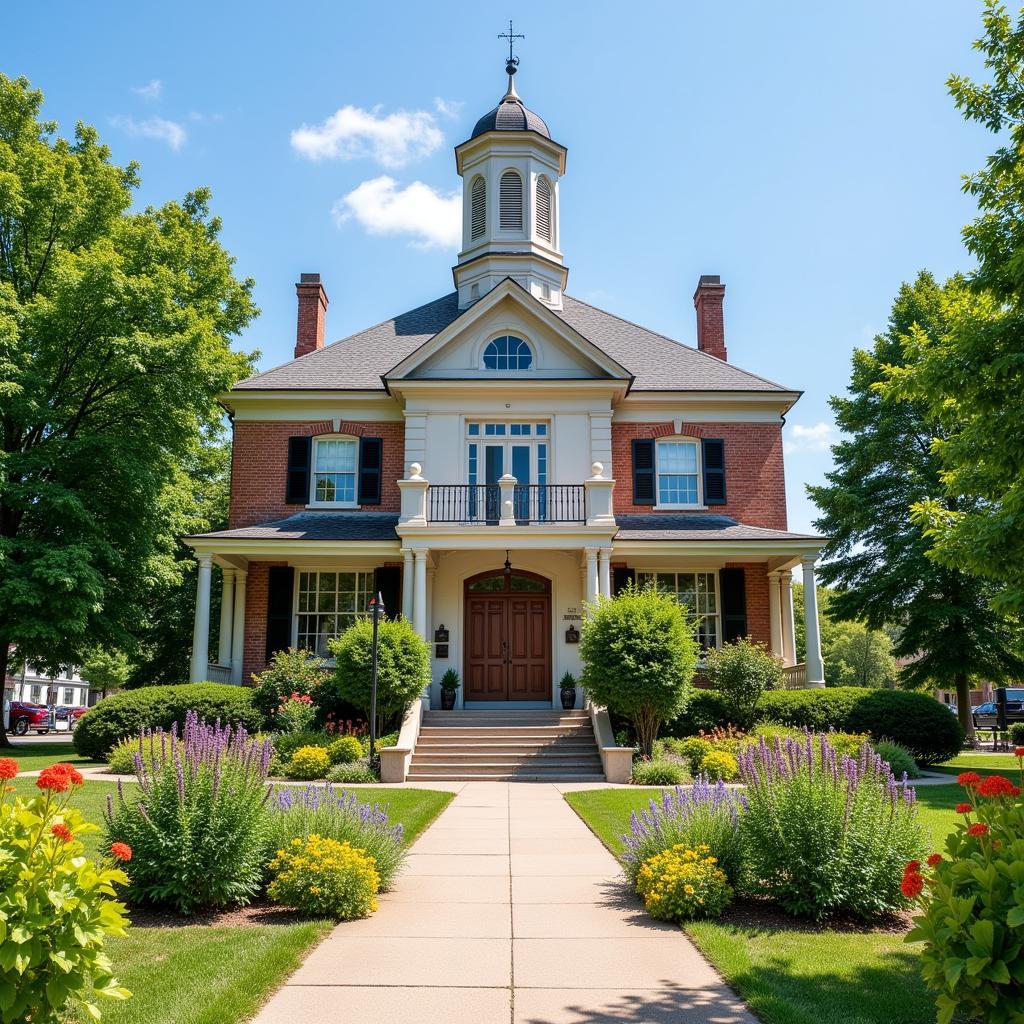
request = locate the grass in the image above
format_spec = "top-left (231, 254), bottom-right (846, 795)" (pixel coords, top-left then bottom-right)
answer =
top-left (931, 750), bottom-right (1024, 778)
top-left (0, 739), bottom-right (103, 773)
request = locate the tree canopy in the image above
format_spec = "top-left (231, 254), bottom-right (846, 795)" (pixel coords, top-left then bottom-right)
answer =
top-left (0, 74), bottom-right (256, 743)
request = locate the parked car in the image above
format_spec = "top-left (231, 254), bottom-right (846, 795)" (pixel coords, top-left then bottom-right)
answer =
top-left (4, 701), bottom-right (51, 736)
top-left (972, 700), bottom-right (1024, 729)
top-left (60, 706), bottom-right (88, 729)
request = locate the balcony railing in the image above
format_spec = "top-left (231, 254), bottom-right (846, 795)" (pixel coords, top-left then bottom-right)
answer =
top-left (782, 662), bottom-right (808, 689)
top-left (427, 484), bottom-right (586, 524)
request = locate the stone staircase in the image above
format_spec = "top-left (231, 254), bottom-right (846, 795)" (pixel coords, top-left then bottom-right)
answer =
top-left (407, 709), bottom-right (605, 782)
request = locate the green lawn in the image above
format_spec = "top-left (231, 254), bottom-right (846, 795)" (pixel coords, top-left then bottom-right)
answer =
top-left (565, 785), bottom-right (962, 1024)
top-left (1, 739), bottom-right (103, 773)
top-left (931, 750), bottom-right (1024, 779)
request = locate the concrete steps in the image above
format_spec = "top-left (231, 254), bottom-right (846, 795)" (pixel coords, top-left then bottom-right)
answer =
top-left (408, 709), bottom-right (605, 782)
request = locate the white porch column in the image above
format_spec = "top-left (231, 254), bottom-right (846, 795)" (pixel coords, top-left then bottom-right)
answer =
top-left (412, 550), bottom-right (428, 639)
top-left (189, 554), bottom-right (213, 683)
top-left (584, 547), bottom-right (600, 604)
top-left (401, 549), bottom-right (414, 621)
top-left (217, 567), bottom-right (236, 667)
top-left (230, 568), bottom-right (247, 685)
top-left (780, 570), bottom-right (796, 665)
top-left (801, 555), bottom-right (826, 687)
top-left (598, 549), bottom-right (611, 598)
top-left (767, 570), bottom-right (783, 658)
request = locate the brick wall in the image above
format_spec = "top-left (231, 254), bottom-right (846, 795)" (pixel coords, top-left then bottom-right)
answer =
top-left (230, 420), bottom-right (405, 528)
top-left (241, 561), bottom-right (281, 682)
top-left (611, 422), bottom-right (787, 530)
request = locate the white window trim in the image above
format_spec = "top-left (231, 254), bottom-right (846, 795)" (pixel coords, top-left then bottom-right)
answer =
top-left (637, 569), bottom-right (722, 651)
top-left (479, 334), bottom-right (536, 372)
top-left (653, 436), bottom-right (707, 511)
top-left (291, 568), bottom-right (378, 659)
top-left (306, 435), bottom-right (359, 510)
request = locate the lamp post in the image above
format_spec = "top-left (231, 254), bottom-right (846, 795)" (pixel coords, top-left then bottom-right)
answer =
top-left (368, 591), bottom-right (384, 769)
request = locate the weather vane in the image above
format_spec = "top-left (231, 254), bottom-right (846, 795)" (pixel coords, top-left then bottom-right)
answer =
top-left (498, 19), bottom-right (524, 75)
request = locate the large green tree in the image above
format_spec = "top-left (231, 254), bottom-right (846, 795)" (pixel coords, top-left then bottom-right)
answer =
top-left (808, 273), bottom-right (1024, 741)
top-left (881, 1), bottom-right (1024, 612)
top-left (0, 75), bottom-right (255, 745)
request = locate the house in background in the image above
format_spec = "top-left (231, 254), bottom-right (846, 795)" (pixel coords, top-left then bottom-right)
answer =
top-left (4, 658), bottom-right (91, 709)
top-left (185, 60), bottom-right (826, 779)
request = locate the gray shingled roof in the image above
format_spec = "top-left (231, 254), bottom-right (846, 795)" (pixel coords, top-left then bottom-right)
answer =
top-left (192, 512), bottom-right (400, 542)
top-left (614, 515), bottom-right (822, 543)
top-left (472, 95), bottom-right (551, 138)
top-left (234, 290), bottom-right (792, 395)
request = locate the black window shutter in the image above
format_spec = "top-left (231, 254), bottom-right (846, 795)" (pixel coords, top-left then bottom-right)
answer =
top-left (632, 439), bottom-right (656, 505)
top-left (702, 439), bottom-right (727, 505)
top-left (612, 567), bottom-right (636, 596)
top-left (719, 568), bottom-right (747, 644)
top-left (358, 437), bottom-right (383, 505)
top-left (285, 437), bottom-right (312, 505)
top-left (373, 566), bottom-right (402, 620)
top-left (265, 566), bottom-right (295, 662)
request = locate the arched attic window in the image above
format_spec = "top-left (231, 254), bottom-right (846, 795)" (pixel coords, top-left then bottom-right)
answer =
top-left (470, 175), bottom-right (486, 240)
top-left (499, 170), bottom-right (523, 231)
top-left (483, 335), bottom-right (533, 370)
top-left (536, 175), bottom-right (552, 243)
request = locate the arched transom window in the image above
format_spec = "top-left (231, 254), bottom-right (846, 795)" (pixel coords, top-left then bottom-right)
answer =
top-left (536, 175), bottom-right (552, 243)
top-left (483, 335), bottom-right (533, 370)
top-left (499, 170), bottom-right (523, 231)
top-left (470, 175), bottom-right (486, 240)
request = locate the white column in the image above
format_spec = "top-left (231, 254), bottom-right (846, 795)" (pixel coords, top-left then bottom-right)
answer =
top-left (767, 570), bottom-right (783, 658)
top-left (190, 554), bottom-right (213, 683)
top-left (413, 550), bottom-right (428, 639)
top-left (230, 568), bottom-right (247, 685)
top-left (401, 549), bottom-right (414, 621)
top-left (598, 549), bottom-right (611, 598)
top-left (217, 567), bottom-right (236, 666)
top-left (801, 556), bottom-right (825, 687)
top-left (780, 570), bottom-right (796, 665)
top-left (584, 547), bottom-right (599, 604)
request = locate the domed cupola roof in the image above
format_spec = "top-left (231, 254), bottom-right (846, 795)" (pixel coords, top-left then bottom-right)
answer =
top-left (471, 64), bottom-right (550, 139)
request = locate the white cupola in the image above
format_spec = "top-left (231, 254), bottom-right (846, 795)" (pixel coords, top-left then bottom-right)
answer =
top-left (453, 57), bottom-right (567, 310)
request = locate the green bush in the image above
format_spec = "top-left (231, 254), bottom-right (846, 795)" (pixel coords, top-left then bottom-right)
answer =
top-left (1008, 721), bottom-right (1024, 746)
top-left (632, 760), bottom-right (688, 786)
top-left (675, 737), bottom-right (713, 775)
top-left (250, 648), bottom-right (329, 729)
top-left (325, 761), bottom-right (379, 784)
top-left (873, 739), bottom-right (921, 779)
top-left (328, 735), bottom-right (364, 765)
top-left (271, 730), bottom-right (331, 763)
top-left (363, 730), bottom-right (399, 754)
top-left (325, 618), bottom-right (430, 734)
top-left (287, 745), bottom-right (331, 780)
top-left (699, 749), bottom-right (739, 781)
top-left (663, 690), bottom-right (731, 737)
top-left (73, 683), bottom-right (262, 760)
top-left (756, 687), bottom-right (963, 764)
top-left (267, 835), bottom-right (379, 919)
top-left (636, 844), bottom-right (733, 922)
top-left (703, 638), bottom-right (783, 729)
top-left (107, 737), bottom-right (159, 776)
top-left (580, 583), bottom-right (699, 757)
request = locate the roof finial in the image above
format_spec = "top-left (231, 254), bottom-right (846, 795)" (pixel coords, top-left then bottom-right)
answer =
top-left (498, 19), bottom-right (524, 98)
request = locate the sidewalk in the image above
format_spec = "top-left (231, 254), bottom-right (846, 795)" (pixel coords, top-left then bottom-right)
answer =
top-left (252, 781), bottom-right (755, 1024)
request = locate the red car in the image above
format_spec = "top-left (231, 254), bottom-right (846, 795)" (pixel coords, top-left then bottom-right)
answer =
top-left (5, 701), bottom-right (51, 736)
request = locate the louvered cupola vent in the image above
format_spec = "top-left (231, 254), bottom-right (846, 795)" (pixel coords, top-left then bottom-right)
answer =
top-left (499, 170), bottom-right (523, 231)
top-left (536, 175), bottom-right (552, 242)
top-left (470, 176), bottom-right (486, 240)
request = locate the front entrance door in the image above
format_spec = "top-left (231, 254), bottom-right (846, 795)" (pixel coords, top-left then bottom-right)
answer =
top-left (464, 570), bottom-right (551, 701)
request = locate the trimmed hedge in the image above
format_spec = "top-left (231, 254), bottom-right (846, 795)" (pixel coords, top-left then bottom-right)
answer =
top-left (662, 690), bottom-right (732, 737)
top-left (73, 683), bottom-right (262, 760)
top-left (756, 687), bottom-right (963, 765)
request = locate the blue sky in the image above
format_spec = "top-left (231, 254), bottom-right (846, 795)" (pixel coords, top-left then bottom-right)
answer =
top-left (8, 1), bottom-right (993, 533)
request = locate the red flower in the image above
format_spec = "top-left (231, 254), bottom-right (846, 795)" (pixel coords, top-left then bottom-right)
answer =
top-left (110, 842), bottom-right (132, 862)
top-left (51, 823), bottom-right (73, 843)
top-left (0, 758), bottom-right (18, 781)
top-left (901, 871), bottom-right (924, 898)
top-left (967, 823), bottom-right (989, 837)
top-left (1015, 747), bottom-right (1024, 758)
top-left (955, 802), bottom-right (973, 814)
top-left (976, 775), bottom-right (1017, 798)
top-left (36, 763), bottom-right (82, 792)
top-left (926, 853), bottom-right (943, 867)
top-left (957, 772), bottom-right (981, 789)
top-left (903, 860), bottom-right (921, 875)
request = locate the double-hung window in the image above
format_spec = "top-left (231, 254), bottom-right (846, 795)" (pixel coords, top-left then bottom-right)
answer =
top-left (312, 438), bottom-right (357, 505)
top-left (657, 439), bottom-right (701, 508)
top-left (637, 571), bottom-right (720, 650)
top-left (296, 571), bottom-right (374, 655)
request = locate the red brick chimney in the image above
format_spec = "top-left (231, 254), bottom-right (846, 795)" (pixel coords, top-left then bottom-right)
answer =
top-left (294, 273), bottom-right (329, 359)
top-left (693, 275), bottom-right (727, 361)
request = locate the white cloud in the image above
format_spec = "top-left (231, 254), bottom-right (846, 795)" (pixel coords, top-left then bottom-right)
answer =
top-left (291, 105), bottom-right (443, 168)
top-left (333, 176), bottom-right (461, 249)
top-left (110, 115), bottom-right (186, 150)
top-left (433, 97), bottom-right (464, 119)
top-left (784, 421), bottom-right (838, 454)
top-left (131, 79), bottom-right (162, 100)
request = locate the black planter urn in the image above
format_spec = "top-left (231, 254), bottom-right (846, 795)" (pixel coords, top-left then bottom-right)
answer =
top-left (440, 689), bottom-right (457, 711)
top-left (560, 686), bottom-right (577, 711)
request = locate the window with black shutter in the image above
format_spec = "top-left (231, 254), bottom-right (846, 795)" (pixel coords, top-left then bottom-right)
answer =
top-left (358, 437), bottom-right (383, 505)
top-left (720, 568), bottom-right (747, 643)
top-left (612, 567), bottom-right (636, 596)
top-left (373, 566), bottom-right (402, 620)
top-left (285, 437), bottom-right (312, 504)
top-left (702, 439), bottom-right (727, 505)
top-left (632, 439), bottom-right (656, 505)
top-left (265, 566), bottom-right (295, 661)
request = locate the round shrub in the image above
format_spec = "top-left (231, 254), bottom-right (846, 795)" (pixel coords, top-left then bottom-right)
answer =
top-left (873, 739), bottom-right (920, 779)
top-left (328, 735), bottom-right (364, 765)
top-left (703, 638), bottom-right (783, 729)
top-left (271, 730), bottom-right (331, 763)
top-left (267, 834), bottom-right (380, 919)
top-left (1010, 722), bottom-right (1024, 746)
top-left (755, 687), bottom-right (863, 732)
top-left (251, 649), bottom-right (330, 728)
top-left (663, 689), bottom-right (731, 737)
top-left (326, 761), bottom-right (379, 785)
top-left (676, 737), bottom-right (713, 775)
top-left (73, 683), bottom-right (262, 760)
top-left (107, 737), bottom-right (159, 776)
top-left (699, 749), bottom-right (739, 782)
top-left (635, 844), bottom-right (733, 922)
top-left (287, 745), bottom-right (331, 781)
top-left (632, 760), bottom-right (688, 786)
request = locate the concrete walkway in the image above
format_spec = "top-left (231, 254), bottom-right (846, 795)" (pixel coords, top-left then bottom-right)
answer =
top-left (252, 781), bottom-right (755, 1024)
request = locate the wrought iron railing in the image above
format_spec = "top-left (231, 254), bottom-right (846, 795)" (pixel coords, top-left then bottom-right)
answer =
top-left (426, 484), bottom-right (586, 524)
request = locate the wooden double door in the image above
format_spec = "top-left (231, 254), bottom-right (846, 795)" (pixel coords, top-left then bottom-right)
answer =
top-left (464, 570), bottom-right (552, 702)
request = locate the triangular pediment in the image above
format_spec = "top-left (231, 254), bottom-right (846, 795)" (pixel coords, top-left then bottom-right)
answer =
top-left (383, 279), bottom-right (632, 384)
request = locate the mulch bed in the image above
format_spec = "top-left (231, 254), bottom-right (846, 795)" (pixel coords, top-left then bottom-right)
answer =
top-left (718, 897), bottom-right (915, 935)
top-left (126, 899), bottom-right (324, 929)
